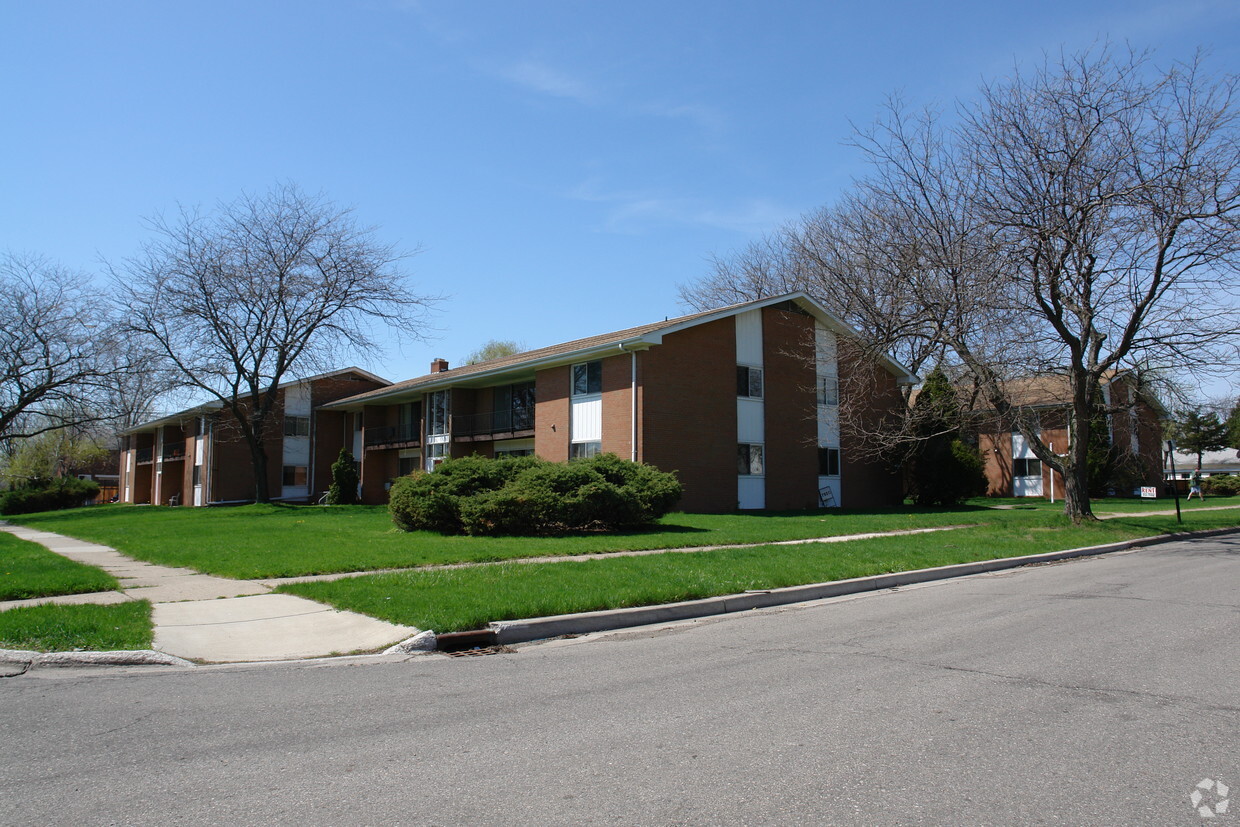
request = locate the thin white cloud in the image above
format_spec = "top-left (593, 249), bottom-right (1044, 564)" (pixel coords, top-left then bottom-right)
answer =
top-left (571, 181), bottom-right (796, 235)
top-left (499, 59), bottom-right (597, 103)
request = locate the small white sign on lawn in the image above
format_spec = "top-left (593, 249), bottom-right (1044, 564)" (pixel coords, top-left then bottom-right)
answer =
top-left (1140, 486), bottom-right (1158, 499)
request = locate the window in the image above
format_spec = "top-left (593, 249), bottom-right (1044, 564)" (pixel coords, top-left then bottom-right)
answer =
top-left (572, 361), bottom-right (602, 396)
top-left (192, 465), bottom-right (202, 487)
top-left (282, 465), bottom-right (307, 486)
top-left (427, 390), bottom-right (450, 436)
top-left (426, 442), bottom-right (448, 469)
top-left (816, 376), bottom-right (839, 406)
top-left (1014, 458), bottom-right (1042, 477)
top-left (737, 443), bottom-right (764, 476)
top-left (818, 447), bottom-right (840, 477)
top-left (283, 415), bottom-right (310, 437)
top-left (495, 448), bottom-right (534, 458)
top-left (397, 456), bottom-right (419, 476)
top-left (494, 382), bottom-right (536, 431)
top-left (570, 441), bottom-right (601, 460)
top-left (737, 365), bottom-right (764, 399)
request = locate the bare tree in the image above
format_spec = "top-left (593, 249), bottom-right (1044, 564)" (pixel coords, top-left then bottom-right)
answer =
top-left (117, 184), bottom-right (435, 503)
top-left (0, 252), bottom-right (123, 441)
top-left (687, 46), bottom-right (1240, 522)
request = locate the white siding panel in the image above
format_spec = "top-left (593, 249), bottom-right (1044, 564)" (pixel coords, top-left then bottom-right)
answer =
top-left (194, 435), bottom-right (204, 466)
top-left (737, 476), bottom-right (765, 509)
top-left (284, 382), bottom-right (312, 416)
top-left (814, 323), bottom-right (838, 375)
top-left (735, 310), bottom-right (764, 366)
top-left (737, 398), bottom-right (765, 443)
top-left (817, 406), bottom-right (840, 445)
top-left (817, 477), bottom-right (841, 508)
top-left (571, 397), bottom-right (602, 442)
top-left (1012, 433), bottom-right (1037, 459)
top-left (284, 437), bottom-right (310, 465)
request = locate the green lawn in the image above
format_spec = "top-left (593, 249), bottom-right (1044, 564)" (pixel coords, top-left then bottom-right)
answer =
top-left (0, 531), bottom-right (120, 600)
top-left (278, 510), bottom-right (1240, 633)
top-left (7, 501), bottom-right (1032, 579)
top-left (963, 495), bottom-right (1236, 514)
top-left (0, 600), bottom-right (153, 652)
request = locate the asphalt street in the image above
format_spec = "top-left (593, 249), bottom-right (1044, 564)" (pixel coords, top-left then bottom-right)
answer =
top-left (2, 535), bottom-right (1237, 825)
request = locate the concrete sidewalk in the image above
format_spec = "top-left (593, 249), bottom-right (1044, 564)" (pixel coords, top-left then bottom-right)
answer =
top-left (0, 524), bottom-right (420, 663)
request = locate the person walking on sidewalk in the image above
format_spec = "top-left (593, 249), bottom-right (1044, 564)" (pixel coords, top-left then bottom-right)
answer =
top-left (1188, 469), bottom-right (1206, 501)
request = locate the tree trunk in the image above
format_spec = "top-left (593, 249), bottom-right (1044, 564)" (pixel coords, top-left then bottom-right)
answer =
top-left (1062, 390), bottom-right (1097, 523)
top-left (248, 435), bottom-right (271, 503)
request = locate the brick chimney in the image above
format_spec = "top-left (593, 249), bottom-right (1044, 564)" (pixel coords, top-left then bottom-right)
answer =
top-left (430, 358), bottom-right (449, 373)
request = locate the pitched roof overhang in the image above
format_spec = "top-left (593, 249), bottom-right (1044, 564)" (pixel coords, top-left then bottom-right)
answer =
top-left (123, 367), bottom-right (390, 434)
top-left (322, 292), bottom-right (919, 411)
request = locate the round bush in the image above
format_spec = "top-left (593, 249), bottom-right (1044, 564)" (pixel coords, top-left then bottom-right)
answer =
top-left (389, 453), bottom-right (682, 535)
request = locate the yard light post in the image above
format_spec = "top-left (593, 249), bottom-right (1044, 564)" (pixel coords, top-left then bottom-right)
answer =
top-left (1165, 440), bottom-right (1182, 525)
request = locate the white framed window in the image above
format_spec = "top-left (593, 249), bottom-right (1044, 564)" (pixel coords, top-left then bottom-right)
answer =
top-left (427, 390), bottom-right (450, 436)
top-left (816, 376), bottom-right (839, 406)
top-left (281, 465), bottom-right (307, 486)
top-left (737, 365), bottom-right (764, 399)
top-left (1014, 457), bottom-right (1042, 478)
top-left (425, 442), bottom-right (448, 470)
top-left (571, 441), bottom-right (602, 460)
top-left (283, 415), bottom-right (310, 437)
top-left (737, 443), bottom-right (764, 476)
top-left (818, 447), bottom-right (840, 477)
top-left (572, 361), bottom-right (602, 396)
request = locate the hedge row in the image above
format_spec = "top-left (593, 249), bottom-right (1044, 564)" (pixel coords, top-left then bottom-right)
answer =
top-left (388, 454), bottom-right (682, 536)
top-left (0, 478), bottom-right (102, 516)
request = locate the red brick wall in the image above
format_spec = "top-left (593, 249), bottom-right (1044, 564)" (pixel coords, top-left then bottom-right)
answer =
top-left (600, 353), bottom-right (635, 460)
top-left (535, 366), bottom-right (570, 462)
top-left (641, 318), bottom-right (737, 513)
top-left (837, 339), bottom-right (904, 508)
top-left (762, 307), bottom-right (819, 510)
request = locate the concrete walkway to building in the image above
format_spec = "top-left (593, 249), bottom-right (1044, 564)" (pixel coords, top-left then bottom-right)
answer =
top-left (0, 524), bottom-right (419, 663)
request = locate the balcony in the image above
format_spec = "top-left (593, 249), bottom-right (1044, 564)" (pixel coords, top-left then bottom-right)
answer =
top-left (162, 444), bottom-right (187, 461)
top-left (136, 446), bottom-right (154, 464)
top-left (453, 409), bottom-right (535, 442)
top-left (365, 422), bottom-right (421, 449)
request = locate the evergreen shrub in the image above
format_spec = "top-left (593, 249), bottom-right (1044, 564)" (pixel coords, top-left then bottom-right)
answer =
top-left (389, 454), bottom-right (681, 535)
top-left (0, 477), bottom-right (101, 516)
top-left (1203, 474), bottom-right (1240, 496)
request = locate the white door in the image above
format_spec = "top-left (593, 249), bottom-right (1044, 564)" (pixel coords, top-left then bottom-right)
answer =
top-left (1012, 434), bottom-right (1043, 497)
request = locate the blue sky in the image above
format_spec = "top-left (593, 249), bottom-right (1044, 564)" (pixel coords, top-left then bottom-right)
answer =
top-left (3, 0), bottom-right (1238, 399)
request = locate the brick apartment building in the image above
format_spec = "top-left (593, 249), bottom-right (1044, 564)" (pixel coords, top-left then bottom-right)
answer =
top-left (118, 369), bottom-right (387, 506)
top-left (977, 372), bottom-right (1166, 499)
top-left (323, 293), bottom-right (917, 512)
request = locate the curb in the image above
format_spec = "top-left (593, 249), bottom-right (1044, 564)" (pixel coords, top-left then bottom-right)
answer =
top-left (0, 648), bottom-right (195, 668)
top-left (489, 526), bottom-right (1240, 645)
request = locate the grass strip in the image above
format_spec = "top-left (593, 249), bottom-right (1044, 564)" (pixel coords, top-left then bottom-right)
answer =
top-left (277, 511), bottom-right (1240, 633)
top-left (0, 600), bottom-right (153, 652)
top-left (0, 531), bottom-right (119, 600)
top-left (2, 502), bottom-right (1035, 579)
top-left (8, 498), bottom-right (1237, 580)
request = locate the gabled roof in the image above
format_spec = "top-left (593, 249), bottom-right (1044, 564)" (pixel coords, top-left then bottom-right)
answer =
top-left (124, 367), bottom-right (390, 434)
top-left (992, 371), bottom-right (1168, 416)
top-left (323, 292), bottom-right (918, 410)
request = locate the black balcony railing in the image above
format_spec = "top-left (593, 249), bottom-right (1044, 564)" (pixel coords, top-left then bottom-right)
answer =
top-left (453, 409), bottom-right (534, 438)
top-left (365, 422), bottom-right (421, 448)
top-left (162, 444), bottom-right (187, 461)
top-left (136, 446), bottom-right (154, 464)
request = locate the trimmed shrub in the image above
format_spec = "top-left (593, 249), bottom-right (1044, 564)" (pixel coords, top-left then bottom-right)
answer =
top-left (389, 453), bottom-right (682, 535)
top-left (1203, 474), bottom-right (1240, 497)
top-left (326, 447), bottom-right (359, 505)
top-left (0, 477), bottom-right (102, 516)
top-left (910, 438), bottom-right (987, 506)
